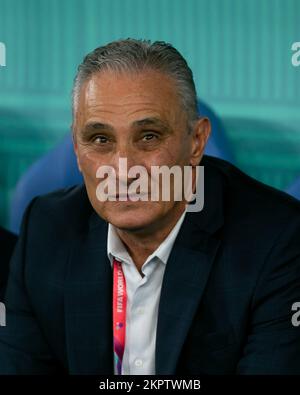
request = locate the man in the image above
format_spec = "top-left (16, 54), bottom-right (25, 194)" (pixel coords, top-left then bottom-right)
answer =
top-left (0, 39), bottom-right (300, 374)
top-left (0, 226), bottom-right (17, 300)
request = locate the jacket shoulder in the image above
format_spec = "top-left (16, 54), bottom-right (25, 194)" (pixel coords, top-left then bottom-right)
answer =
top-left (25, 184), bottom-right (95, 236)
top-left (202, 155), bottom-right (300, 222)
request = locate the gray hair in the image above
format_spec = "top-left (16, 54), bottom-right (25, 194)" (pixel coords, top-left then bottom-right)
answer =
top-left (72, 39), bottom-right (199, 125)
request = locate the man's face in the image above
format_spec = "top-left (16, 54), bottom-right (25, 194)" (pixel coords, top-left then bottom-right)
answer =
top-left (73, 68), bottom-right (209, 233)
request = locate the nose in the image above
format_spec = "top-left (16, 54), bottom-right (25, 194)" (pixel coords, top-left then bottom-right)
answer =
top-left (111, 142), bottom-right (143, 187)
top-left (111, 141), bottom-right (137, 168)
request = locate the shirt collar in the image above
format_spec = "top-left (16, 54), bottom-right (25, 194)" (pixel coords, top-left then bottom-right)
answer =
top-left (107, 208), bottom-right (187, 267)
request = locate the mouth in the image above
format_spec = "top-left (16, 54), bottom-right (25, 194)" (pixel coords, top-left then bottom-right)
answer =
top-left (108, 193), bottom-right (149, 201)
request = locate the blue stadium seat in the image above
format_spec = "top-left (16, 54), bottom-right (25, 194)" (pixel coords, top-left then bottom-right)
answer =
top-left (200, 101), bottom-right (234, 163)
top-left (286, 176), bottom-right (300, 200)
top-left (9, 134), bottom-right (83, 233)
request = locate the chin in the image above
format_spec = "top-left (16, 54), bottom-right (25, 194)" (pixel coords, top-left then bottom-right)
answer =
top-left (97, 201), bottom-right (164, 231)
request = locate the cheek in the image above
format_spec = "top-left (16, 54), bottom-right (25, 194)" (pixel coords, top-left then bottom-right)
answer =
top-left (146, 141), bottom-right (189, 169)
top-left (77, 148), bottom-right (104, 180)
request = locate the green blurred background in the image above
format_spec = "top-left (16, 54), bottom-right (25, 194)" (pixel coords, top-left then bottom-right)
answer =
top-left (0, 0), bottom-right (300, 229)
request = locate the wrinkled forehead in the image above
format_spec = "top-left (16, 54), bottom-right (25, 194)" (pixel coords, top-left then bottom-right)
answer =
top-left (73, 68), bottom-right (187, 127)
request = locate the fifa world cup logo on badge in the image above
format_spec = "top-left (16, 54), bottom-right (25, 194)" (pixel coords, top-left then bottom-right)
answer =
top-left (0, 302), bottom-right (6, 327)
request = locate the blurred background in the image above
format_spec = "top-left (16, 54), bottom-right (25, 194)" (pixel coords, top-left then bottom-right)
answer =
top-left (0, 0), bottom-right (300, 233)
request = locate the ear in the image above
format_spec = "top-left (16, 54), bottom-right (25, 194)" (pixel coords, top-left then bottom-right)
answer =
top-left (71, 126), bottom-right (82, 173)
top-left (190, 117), bottom-right (211, 166)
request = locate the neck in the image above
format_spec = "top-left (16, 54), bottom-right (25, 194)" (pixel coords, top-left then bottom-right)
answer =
top-left (116, 204), bottom-right (186, 273)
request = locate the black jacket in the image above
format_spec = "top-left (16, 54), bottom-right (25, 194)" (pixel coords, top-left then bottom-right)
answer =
top-left (0, 226), bottom-right (17, 300)
top-left (0, 155), bottom-right (300, 374)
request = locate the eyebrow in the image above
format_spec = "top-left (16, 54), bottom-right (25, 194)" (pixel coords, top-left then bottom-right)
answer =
top-left (81, 122), bottom-right (114, 134)
top-left (81, 117), bottom-right (171, 136)
top-left (132, 117), bottom-right (170, 132)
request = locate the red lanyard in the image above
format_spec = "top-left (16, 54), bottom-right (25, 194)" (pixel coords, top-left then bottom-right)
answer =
top-left (113, 258), bottom-right (127, 375)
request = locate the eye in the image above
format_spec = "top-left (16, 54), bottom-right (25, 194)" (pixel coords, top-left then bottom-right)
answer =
top-left (93, 135), bottom-right (109, 144)
top-left (141, 132), bottom-right (159, 142)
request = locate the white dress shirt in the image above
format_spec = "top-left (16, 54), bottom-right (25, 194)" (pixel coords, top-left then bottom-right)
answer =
top-left (107, 209), bottom-right (186, 375)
